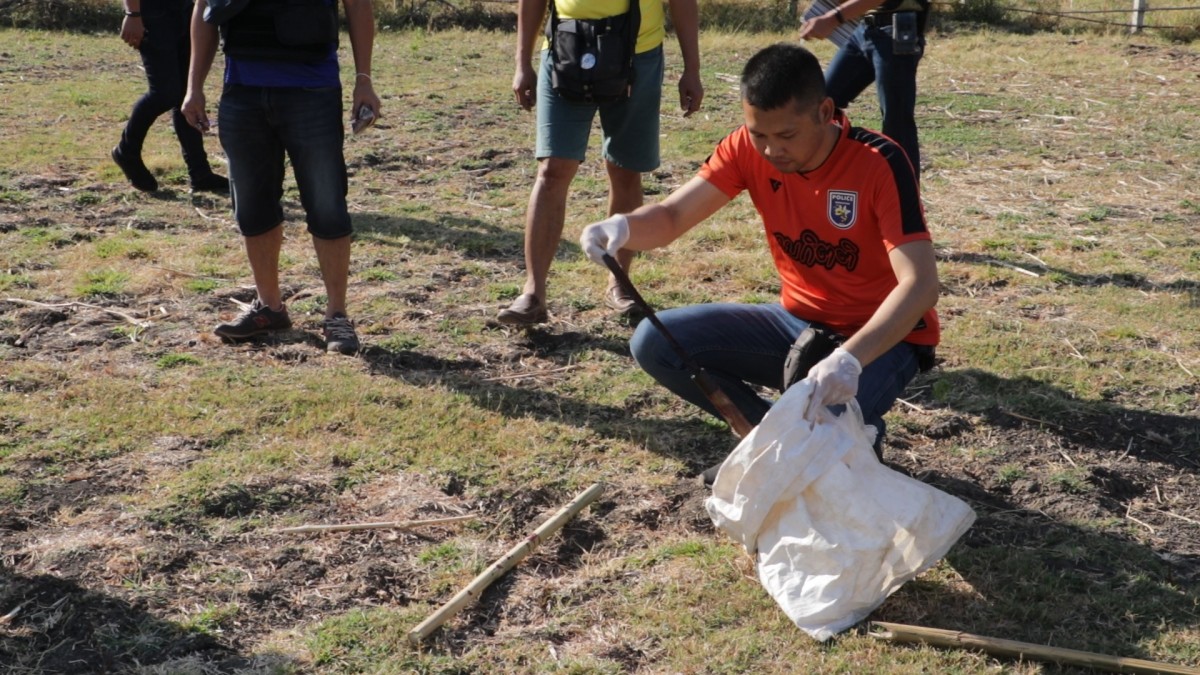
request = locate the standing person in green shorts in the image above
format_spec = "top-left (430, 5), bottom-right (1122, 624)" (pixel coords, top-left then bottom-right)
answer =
top-left (497, 0), bottom-right (704, 325)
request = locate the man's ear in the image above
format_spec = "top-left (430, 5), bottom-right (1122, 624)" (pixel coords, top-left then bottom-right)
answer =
top-left (818, 97), bottom-right (835, 124)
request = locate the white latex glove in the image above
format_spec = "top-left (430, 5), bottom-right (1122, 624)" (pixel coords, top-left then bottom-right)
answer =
top-left (802, 347), bottom-right (862, 424)
top-left (579, 214), bottom-right (630, 265)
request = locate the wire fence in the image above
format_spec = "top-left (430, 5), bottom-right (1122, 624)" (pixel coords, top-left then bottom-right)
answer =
top-left (932, 0), bottom-right (1200, 31)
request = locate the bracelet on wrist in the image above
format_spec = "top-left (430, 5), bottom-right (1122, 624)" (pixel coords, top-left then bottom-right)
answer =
top-left (355, 72), bottom-right (372, 82)
top-left (124, 10), bottom-right (142, 17)
top-left (834, 7), bottom-right (846, 23)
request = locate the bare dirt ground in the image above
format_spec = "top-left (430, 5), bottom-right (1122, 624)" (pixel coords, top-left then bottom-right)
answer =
top-left (1, 30), bottom-right (1198, 674)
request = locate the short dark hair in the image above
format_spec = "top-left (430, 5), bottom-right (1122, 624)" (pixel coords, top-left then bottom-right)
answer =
top-left (740, 43), bottom-right (827, 113)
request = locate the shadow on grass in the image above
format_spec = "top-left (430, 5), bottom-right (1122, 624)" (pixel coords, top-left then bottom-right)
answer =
top-left (876, 471), bottom-right (1200, 668)
top-left (939, 250), bottom-right (1200, 300)
top-left (0, 569), bottom-right (293, 674)
top-left (352, 212), bottom-right (602, 271)
top-left (917, 367), bottom-right (1200, 472)
top-left (353, 213), bottom-right (528, 261)
top-left (357, 337), bottom-right (736, 476)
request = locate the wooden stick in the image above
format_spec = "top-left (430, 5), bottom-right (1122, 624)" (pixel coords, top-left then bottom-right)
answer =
top-left (275, 514), bottom-right (477, 534)
top-left (408, 483), bottom-right (605, 645)
top-left (870, 622), bottom-right (1199, 674)
top-left (600, 254), bottom-right (754, 437)
top-left (4, 297), bottom-right (151, 328)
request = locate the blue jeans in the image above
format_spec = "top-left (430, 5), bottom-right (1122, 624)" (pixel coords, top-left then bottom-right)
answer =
top-left (825, 22), bottom-right (925, 176)
top-left (218, 84), bottom-right (351, 239)
top-left (630, 303), bottom-right (922, 450)
top-left (120, 0), bottom-right (213, 178)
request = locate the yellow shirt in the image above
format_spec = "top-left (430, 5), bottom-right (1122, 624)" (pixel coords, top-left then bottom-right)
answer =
top-left (548, 0), bottom-right (666, 54)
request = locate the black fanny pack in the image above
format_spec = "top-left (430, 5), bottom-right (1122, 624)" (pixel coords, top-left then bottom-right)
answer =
top-left (782, 323), bottom-right (846, 391)
top-left (781, 323), bottom-right (936, 391)
top-left (545, 0), bottom-right (640, 104)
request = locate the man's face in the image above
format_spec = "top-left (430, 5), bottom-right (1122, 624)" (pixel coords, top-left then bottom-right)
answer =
top-left (742, 97), bottom-right (835, 174)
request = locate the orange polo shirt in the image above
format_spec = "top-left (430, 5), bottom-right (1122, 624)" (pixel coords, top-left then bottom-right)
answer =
top-left (698, 111), bottom-right (939, 346)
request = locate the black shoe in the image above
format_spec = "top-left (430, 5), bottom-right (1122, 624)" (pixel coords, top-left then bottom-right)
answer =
top-left (112, 146), bottom-right (158, 192)
top-left (214, 300), bottom-right (292, 341)
top-left (322, 314), bottom-right (360, 355)
top-left (190, 173), bottom-right (230, 194)
top-left (699, 461), bottom-right (723, 487)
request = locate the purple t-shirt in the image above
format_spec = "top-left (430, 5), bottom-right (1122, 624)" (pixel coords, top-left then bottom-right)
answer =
top-left (225, 47), bottom-right (340, 88)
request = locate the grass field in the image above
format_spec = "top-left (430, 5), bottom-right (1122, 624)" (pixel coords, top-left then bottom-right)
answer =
top-left (0, 23), bottom-right (1198, 675)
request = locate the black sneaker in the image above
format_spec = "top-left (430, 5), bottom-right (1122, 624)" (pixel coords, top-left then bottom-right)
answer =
top-left (214, 300), bottom-right (292, 341)
top-left (322, 314), bottom-right (360, 354)
top-left (190, 173), bottom-right (230, 194)
top-left (112, 146), bottom-right (158, 192)
top-left (699, 461), bottom-right (723, 487)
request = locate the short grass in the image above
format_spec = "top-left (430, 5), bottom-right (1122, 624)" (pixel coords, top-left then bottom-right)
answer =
top-left (0, 22), bottom-right (1198, 675)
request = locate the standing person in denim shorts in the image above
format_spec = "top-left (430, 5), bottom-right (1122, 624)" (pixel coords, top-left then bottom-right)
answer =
top-left (800, 0), bottom-right (928, 177)
top-left (181, 0), bottom-right (380, 355)
top-left (579, 44), bottom-right (938, 483)
top-left (496, 0), bottom-right (704, 325)
top-left (113, 0), bottom-right (227, 193)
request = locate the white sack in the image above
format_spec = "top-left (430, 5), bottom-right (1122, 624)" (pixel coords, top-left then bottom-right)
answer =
top-left (705, 379), bottom-right (976, 641)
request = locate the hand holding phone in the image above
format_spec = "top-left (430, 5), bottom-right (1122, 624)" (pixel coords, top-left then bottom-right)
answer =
top-left (352, 105), bottom-right (376, 135)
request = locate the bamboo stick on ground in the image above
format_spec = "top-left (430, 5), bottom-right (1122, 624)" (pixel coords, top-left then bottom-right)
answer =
top-left (408, 482), bottom-right (606, 645)
top-left (870, 622), bottom-right (1199, 674)
top-left (275, 514), bottom-right (477, 534)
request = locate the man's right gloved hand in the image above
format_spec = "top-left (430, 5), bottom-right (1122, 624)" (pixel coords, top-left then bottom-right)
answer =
top-left (579, 214), bottom-right (630, 265)
top-left (802, 347), bottom-right (862, 424)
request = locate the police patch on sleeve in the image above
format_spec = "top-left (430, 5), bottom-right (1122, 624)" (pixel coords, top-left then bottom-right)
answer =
top-left (827, 190), bottom-right (858, 229)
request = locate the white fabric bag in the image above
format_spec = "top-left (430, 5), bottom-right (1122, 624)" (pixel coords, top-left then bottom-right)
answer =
top-left (705, 379), bottom-right (976, 641)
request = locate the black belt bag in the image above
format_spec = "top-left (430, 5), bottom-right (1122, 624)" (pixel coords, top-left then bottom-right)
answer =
top-left (545, 0), bottom-right (640, 104)
top-left (863, 10), bottom-right (925, 55)
top-left (781, 323), bottom-right (936, 391)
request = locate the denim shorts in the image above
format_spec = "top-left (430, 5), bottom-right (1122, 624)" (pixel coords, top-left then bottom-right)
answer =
top-left (218, 84), bottom-right (352, 239)
top-left (535, 46), bottom-right (664, 172)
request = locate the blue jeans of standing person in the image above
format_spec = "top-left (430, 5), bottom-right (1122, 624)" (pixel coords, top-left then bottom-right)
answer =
top-left (630, 303), bottom-right (923, 453)
top-left (217, 84), bottom-right (352, 239)
top-left (824, 21), bottom-right (925, 177)
top-left (119, 0), bottom-right (213, 179)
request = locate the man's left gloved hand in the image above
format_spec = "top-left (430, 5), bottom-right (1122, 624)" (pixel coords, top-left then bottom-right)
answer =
top-left (579, 214), bottom-right (629, 265)
top-left (802, 347), bottom-right (862, 424)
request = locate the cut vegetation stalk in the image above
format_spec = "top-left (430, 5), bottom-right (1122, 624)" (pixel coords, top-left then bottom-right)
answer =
top-left (870, 622), bottom-right (1200, 674)
top-left (408, 482), bottom-right (605, 644)
top-left (275, 514), bottom-right (477, 534)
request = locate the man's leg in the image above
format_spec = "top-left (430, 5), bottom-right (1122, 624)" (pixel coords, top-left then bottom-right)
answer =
top-left (630, 302), bottom-right (805, 427)
top-left (165, 3), bottom-right (224, 191)
top-left (868, 29), bottom-right (924, 177)
top-left (823, 26), bottom-right (877, 113)
top-left (276, 85), bottom-right (360, 353)
top-left (213, 222), bottom-right (292, 341)
top-left (113, 9), bottom-right (180, 192)
top-left (598, 47), bottom-right (663, 316)
top-left (520, 157), bottom-right (581, 302)
top-left (244, 225), bottom-right (285, 310)
top-left (498, 49), bottom-right (594, 325)
top-left (312, 235), bottom-right (351, 319)
top-left (602, 161), bottom-right (642, 311)
top-left (213, 83), bottom-right (293, 341)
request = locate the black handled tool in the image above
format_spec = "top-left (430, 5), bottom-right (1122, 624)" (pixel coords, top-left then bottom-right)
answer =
top-left (601, 253), bottom-right (755, 437)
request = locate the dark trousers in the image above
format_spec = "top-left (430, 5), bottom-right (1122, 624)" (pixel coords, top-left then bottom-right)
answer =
top-left (825, 22), bottom-right (925, 178)
top-left (119, 0), bottom-right (213, 178)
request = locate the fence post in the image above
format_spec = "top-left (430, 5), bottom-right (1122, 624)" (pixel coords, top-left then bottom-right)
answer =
top-left (1130, 0), bottom-right (1147, 33)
